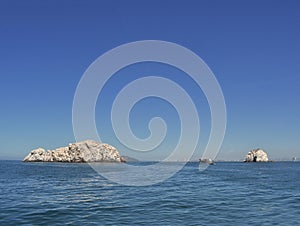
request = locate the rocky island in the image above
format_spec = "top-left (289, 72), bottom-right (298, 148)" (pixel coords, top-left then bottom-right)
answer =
top-left (244, 148), bottom-right (269, 162)
top-left (23, 140), bottom-right (125, 163)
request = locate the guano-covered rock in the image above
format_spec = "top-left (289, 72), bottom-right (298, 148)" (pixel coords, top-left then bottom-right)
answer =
top-left (23, 140), bottom-right (124, 163)
top-left (244, 148), bottom-right (269, 162)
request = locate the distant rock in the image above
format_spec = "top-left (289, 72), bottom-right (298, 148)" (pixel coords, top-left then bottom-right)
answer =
top-left (292, 157), bottom-right (297, 161)
top-left (244, 148), bottom-right (269, 162)
top-left (199, 158), bottom-right (215, 165)
top-left (23, 140), bottom-right (124, 163)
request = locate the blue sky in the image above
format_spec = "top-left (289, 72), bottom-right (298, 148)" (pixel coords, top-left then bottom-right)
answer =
top-left (0, 0), bottom-right (299, 160)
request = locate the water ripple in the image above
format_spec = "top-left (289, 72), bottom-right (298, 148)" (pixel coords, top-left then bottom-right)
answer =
top-left (0, 161), bottom-right (299, 225)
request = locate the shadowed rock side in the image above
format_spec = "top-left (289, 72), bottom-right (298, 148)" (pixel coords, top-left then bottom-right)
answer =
top-left (244, 148), bottom-right (269, 162)
top-left (23, 140), bottom-right (126, 163)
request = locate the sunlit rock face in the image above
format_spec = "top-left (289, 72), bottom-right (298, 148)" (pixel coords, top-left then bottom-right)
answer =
top-left (23, 140), bottom-right (124, 163)
top-left (244, 148), bottom-right (269, 162)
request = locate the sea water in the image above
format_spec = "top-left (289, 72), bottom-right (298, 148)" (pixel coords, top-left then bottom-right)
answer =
top-left (0, 161), bottom-right (299, 225)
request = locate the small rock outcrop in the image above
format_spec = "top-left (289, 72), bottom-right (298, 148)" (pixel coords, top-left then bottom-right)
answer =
top-left (23, 140), bottom-right (125, 163)
top-left (244, 148), bottom-right (269, 162)
top-left (199, 158), bottom-right (215, 165)
top-left (121, 156), bottom-right (139, 162)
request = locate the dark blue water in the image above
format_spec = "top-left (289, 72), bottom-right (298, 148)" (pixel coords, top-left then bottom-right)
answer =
top-left (1, 161), bottom-right (299, 225)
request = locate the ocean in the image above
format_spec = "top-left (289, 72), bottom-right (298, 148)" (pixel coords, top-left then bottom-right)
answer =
top-left (0, 160), bottom-right (299, 225)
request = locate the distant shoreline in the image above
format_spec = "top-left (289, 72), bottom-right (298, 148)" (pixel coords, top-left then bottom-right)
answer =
top-left (0, 159), bottom-right (299, 163)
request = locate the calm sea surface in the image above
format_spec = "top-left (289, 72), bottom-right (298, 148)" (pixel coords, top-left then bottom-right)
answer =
top-left (0, 161), bottom-right (299, 225)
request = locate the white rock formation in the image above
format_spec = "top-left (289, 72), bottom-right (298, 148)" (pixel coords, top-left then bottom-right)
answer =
top-left (244, 148), bottom-right (269, 162)
top-left (23, 140), bottom-right (124, 163)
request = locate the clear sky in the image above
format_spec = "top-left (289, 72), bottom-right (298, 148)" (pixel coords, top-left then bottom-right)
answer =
top-left (0, 0), bottom-right (299, 161)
